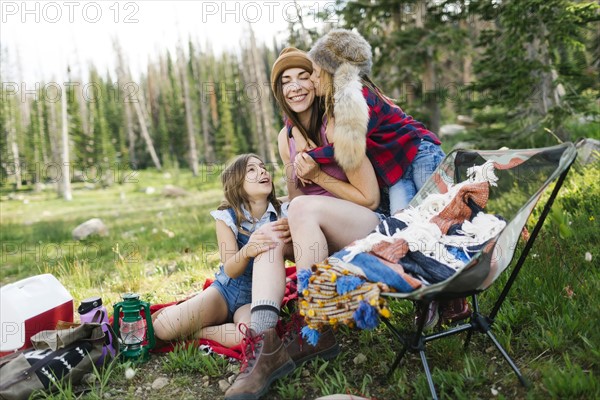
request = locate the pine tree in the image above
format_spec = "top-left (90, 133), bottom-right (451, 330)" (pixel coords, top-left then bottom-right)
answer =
top-left (469, 0), bottom-right (599, 145)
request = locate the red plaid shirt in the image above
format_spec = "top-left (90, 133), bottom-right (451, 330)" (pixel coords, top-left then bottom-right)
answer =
top-left (308, 86), bottom-right (441, 187)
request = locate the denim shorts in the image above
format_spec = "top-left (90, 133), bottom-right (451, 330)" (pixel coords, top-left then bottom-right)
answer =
top-left (210, 266), bottom-right (253, 320)
top-left (389, 140), bottom-right (445, 214)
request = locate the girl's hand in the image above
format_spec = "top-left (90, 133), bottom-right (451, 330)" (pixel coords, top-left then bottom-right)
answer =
top-left (295, 152), bottom-right (320, 182)
top-left (244, 231), bottom-right (279, 258)
top-left (270, 218), bottom-right (292, 243)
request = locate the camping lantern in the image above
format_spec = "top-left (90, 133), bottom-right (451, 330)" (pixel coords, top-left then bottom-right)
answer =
top-left (113, 293), bottom-right (155, 362)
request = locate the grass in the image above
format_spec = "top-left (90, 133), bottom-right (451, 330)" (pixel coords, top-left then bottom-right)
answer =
top-left (1, 158), bottom-right (599, 399)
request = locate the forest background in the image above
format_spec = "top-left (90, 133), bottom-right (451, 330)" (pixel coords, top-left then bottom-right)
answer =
top-left (2, 0), bottom-right (598, 192)
top-left (1, 1), bottom-right (599, 399)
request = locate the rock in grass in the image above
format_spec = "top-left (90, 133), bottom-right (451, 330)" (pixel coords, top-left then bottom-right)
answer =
top-left (72, 218), bottom-right (108, 240)
top-left (162, 185), bottom-right (188, 198)
top-left (353, 353), bottom-right (367, 365)
top-left (151, 377), bottom-right (169, 390)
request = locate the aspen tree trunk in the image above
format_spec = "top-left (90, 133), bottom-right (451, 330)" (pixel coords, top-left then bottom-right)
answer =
top-left (59, 83), bottom-right (72, 201)
top-left (114, 40), bottom-right (161, 169)
top-left (178, 46), bottom-right (199, 176)
top-left (132, 99), bottom-right (162, 170)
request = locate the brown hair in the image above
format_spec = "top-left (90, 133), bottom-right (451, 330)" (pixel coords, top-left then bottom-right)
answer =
top-left (273, 73), bottom-right (325, 147)
top-left (217, 154), bottom-right (282, 233)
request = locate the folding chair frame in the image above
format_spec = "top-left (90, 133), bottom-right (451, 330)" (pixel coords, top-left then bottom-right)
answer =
top-left (381, 155), bottom-right (575, 400)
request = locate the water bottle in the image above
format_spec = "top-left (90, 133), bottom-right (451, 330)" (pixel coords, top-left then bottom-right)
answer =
top-left (78, 297), bottom-right (116, 363)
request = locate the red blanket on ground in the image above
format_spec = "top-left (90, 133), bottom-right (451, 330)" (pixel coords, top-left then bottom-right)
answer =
top-left (146, 266), bottom-right (298, 360)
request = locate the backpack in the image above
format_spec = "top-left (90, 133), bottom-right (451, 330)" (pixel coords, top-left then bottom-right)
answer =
top-left (0, 322), bottom-right (115, 400)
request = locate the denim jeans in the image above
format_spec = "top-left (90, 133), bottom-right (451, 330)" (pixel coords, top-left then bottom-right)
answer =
top-left (211, 266), bottom-right (253, 321)
top-left (389, 140), bottom-right (445, 214)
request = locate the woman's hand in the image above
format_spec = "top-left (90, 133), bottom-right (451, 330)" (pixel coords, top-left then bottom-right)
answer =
top-left (244, 231), bottom-right (279, 258)
top-left (269, 218), bottom-right (292, 243)
top-left (295, 152), bottom-right (321, 182)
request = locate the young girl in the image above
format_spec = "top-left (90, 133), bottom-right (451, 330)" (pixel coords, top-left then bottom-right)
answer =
top-left (152, 154), bottom-right (291, 348)
top-left (306, 29), bottom-right (467, 331)
top-left (306, 28), bottom-right (446, 216)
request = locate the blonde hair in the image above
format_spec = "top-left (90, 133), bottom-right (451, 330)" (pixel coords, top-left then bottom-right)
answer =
top-left (320, 70), bottom-right (335, 122)
top-left (218, 154), bottom-right (281, 233)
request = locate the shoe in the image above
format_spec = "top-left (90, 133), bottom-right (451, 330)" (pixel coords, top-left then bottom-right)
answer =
top-left (225, 327), bottom-right (295, 400)
top-left (414, 301), bottom-right (439, 332)
top-left (440, 298), bottom-right (471, 325)
top-left (285, 325), bottom-right (340, 365)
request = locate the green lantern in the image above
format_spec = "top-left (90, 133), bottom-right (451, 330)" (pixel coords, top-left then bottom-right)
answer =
top-left (113, 293), bottom-right (155, 363)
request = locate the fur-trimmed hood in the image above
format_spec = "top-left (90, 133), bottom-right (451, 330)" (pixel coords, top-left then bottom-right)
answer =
top-left (332, 63), bottom-right (370, 171)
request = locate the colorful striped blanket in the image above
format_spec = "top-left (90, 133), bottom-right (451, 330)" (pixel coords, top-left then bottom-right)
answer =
top-left (298, 161), bottom-right (506, 344)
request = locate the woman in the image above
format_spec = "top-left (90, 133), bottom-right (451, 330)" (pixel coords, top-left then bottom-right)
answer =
top-left (225, 47), bottom-right (383, 400)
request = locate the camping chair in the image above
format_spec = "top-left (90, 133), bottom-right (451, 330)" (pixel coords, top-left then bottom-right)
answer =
top-left (379, 142), bottom-right (578, 399)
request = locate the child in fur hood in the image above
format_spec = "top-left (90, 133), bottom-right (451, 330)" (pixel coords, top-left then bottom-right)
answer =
top-left (306, 28), bottom-right (446, 217)
top-left (304, 29), bottom-right (468, 332)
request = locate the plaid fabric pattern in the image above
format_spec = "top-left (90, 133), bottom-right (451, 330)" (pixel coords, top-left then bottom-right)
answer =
top-left (307, 87), bottom-right (441, 187)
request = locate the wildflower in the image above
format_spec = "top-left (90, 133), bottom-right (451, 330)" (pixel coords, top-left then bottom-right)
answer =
top-left (590, 216), bottom-right (595, 222)
top-left (585, 252), bottom-right (592, 262)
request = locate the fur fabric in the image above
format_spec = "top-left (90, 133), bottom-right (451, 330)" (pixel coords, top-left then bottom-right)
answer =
top-left (308, 29), bottom-right (372, 76)
top-left (333, 63), bottom-right (370, 171)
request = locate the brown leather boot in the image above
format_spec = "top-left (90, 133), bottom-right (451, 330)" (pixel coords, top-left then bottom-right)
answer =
top-left (285, 326), bottom-right (340, 365)
top-left (225, 327), bottom-right (295, 400)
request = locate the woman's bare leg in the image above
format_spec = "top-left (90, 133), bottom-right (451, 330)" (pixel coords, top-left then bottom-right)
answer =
top-left (287, 196), bottom-right (380, 270)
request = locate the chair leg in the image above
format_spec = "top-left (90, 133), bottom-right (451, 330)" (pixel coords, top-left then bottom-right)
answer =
top-left (387, 344), bottom-right (410, 380)
top-left (419, 349), bottom-right (438, 400)
top-left (485, 330), bottom-right (528, 388)
top-left (463, 330), bottom-right (473, 349)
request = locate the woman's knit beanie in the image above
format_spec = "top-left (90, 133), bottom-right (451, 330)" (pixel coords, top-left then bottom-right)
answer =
top-left (308, 29), bottom-right (372, 76)
top-left (270, 47), bottom-right (313, 95)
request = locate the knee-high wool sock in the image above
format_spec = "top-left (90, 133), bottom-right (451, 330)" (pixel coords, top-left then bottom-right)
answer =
top-left (250, 299), bottom-right (280, 334)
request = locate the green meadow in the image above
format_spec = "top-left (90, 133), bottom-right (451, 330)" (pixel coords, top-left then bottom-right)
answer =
top-left (1, 160), bottom-right (598, 399)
